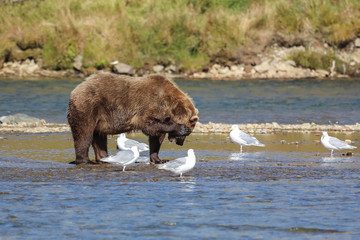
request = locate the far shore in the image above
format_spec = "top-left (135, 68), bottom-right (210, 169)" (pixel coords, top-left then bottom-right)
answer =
top-left (0, 62), bottom-right (359, 81)
top-left (1, 122), bottom-right (359, 134)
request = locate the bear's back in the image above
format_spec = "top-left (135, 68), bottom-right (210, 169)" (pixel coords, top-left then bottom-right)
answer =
top-left (69, 72), bottom-right (194, 116)
top-left (71, 72), bottom-right (130, 96)
top-left (72, 73), bottom-right (179, 96)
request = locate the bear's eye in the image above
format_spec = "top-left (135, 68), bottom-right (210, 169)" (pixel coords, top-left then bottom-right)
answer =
top-left (189, 116), bottom-right (199, 123)
top-left (189, 116), bottom-right (198, 127)
top-left (164, 117), bottom-right (171, 122)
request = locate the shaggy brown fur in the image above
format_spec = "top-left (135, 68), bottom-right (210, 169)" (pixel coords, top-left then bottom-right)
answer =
top-left (67, 72), bottom-right (198, 164)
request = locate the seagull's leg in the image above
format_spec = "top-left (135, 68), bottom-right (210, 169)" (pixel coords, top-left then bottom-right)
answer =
top-left (123, 166), bottom-right (126, 172)
top-left (331, 150), bottom-right (334, 157)
top-left (179, 173), bottom-right (183, 177)
top-left (240, 145), bottom-right (243, 153)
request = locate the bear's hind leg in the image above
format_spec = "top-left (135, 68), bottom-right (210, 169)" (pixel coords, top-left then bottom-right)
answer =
top-left (92, 132), bottom-right (108, 162)
top-left (71, 130), bottom-right (93, 164)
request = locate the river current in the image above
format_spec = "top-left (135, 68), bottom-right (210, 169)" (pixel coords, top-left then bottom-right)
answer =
top-left (1, 78), bottom-right (360, 124)
top-left (1, 77), bottom-right (360, 239)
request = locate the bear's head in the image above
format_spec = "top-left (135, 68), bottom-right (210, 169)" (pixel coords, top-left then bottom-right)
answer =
top-left (168, 101), bottom-right (199, 145)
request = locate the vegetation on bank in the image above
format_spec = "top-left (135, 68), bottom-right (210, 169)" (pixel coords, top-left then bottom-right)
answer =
top-left (1, 0), bottom-right (360, 72)
top-left (289, 51), bottom-right (344, 73)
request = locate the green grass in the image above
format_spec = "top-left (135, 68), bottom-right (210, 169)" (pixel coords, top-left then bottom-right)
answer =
top-left (274, 0), bottom-right (360, 46)
top-left (289, 50), bottom-right (347, 73)
top-left (0, 0), bottom-right (360, 71)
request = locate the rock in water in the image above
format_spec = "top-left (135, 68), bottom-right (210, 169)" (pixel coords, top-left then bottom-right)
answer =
top-left (0, 113), bottom-right (41, 124)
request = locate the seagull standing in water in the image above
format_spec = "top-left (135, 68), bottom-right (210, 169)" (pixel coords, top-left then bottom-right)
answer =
top-left (157, 149), bottom-right (196, 177)
top-left (321, 132), bottom-right (357, 157)
top-left (230, 125), bottom-right (265, 152)
top-left (117, 133), bottom-right (149, 152)
top-left (100, 146), bottom-right (139, 171)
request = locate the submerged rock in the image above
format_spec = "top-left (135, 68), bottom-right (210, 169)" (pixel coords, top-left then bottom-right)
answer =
top-left (0, 113), bottom-right (42, 124)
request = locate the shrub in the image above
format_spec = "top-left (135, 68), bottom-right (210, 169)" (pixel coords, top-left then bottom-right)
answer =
top-left (43, 38), bottom-right (78, 70)
top-left (1, 0), bottom-right (360, 71)
top-left (289, 50), bottom-right (346, 72)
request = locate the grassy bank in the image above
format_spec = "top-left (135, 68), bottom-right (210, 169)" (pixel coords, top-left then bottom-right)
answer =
top-left (1, 0), bottom-right (360, 72)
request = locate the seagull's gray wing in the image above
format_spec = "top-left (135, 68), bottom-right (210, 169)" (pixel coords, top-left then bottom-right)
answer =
top-left (238, 131), bottom-right (263, 146)
top-left (237, 130), bottom-right (252, 139)
top-left (125, 139), bottom-right (149, 151)
top-left (328, 136), bottom-right (350, 149)
top-left (158, 157), bottom-right (187, 170)
top-left (113, 150), bottom-right (135, 159)
top-left (101, 150), bottom-right (135, 164)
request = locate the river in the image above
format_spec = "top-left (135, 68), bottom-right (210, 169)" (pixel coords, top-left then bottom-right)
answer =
top-left (1, 77), bottom-right (360, 124)
top-left (1, 77), bottom-right (360, 239)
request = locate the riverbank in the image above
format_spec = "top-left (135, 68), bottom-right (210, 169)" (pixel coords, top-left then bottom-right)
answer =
top-left (1, 40), bottom-right (360, 80)
top-left (1, 121), bottom-right (359, 134)
top-left (1, 1), bottom-right (360, 80)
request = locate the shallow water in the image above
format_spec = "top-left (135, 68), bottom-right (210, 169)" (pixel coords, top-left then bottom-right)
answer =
top-left (1, 78), bottom-right (360, 124)
top-left (1, 132), bottom-right (360, 239)
top-left (1, 77), bottom-right (360, 238)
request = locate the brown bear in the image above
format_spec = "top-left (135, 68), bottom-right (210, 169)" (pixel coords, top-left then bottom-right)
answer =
top-left (67, 72), bottom-right (199, 165)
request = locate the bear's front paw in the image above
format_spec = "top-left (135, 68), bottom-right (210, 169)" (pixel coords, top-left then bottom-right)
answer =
top-left (69, 159), bottom-right (95, 165)
top-left (150, 157), bottom-right (170, 164)
top-left (157, 159), bottom-right (170, 164)
top-left (97, 160), bottom-right (109, 165)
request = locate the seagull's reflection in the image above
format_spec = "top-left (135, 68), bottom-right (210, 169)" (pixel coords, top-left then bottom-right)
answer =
top-left (179, 177), bottom-right (196, 192)
top-left (322, 156), bottom-right (353, 162)
top-left (229, 152), bottom-right (263, 161)
top-left (322, 156), bottom-right (337, 162)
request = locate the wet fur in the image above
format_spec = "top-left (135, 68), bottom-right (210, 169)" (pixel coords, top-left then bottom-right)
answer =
top-left (67, 73), bottom-right (198, 164)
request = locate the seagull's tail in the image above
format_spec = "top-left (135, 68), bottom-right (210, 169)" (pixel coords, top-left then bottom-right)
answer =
top-left (347, 145), bottom-right (357, 149)
top-left (255, 143), bottom-right (265, 147)
top-left (100, 155), bottom-right (116, 163)
top-left (157, 164), bottom-right (167, 170)
top-left (140, 146), bottom-right (149, 152)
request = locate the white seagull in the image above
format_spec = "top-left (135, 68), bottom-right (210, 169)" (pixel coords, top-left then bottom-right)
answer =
top-left (321, 132), bottom-right (356, 157)
top-left (157, 149), bottom-right (196, 177)
top-left (230, 125), bottom-right (265, 152)
top-left (100, 146), bottom-right (140, 171)
top-left (117, 133), bottom-right (149, 152)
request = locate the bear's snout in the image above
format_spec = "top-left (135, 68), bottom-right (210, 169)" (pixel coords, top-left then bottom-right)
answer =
top-left (179, 125), bottom-right (191, 136)
top-left (168, 124), bottom-right (191, 146)
top-left (167, 135), bottom-right (186, 145)
top-left (175, 136), bottom-right (186, 146)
